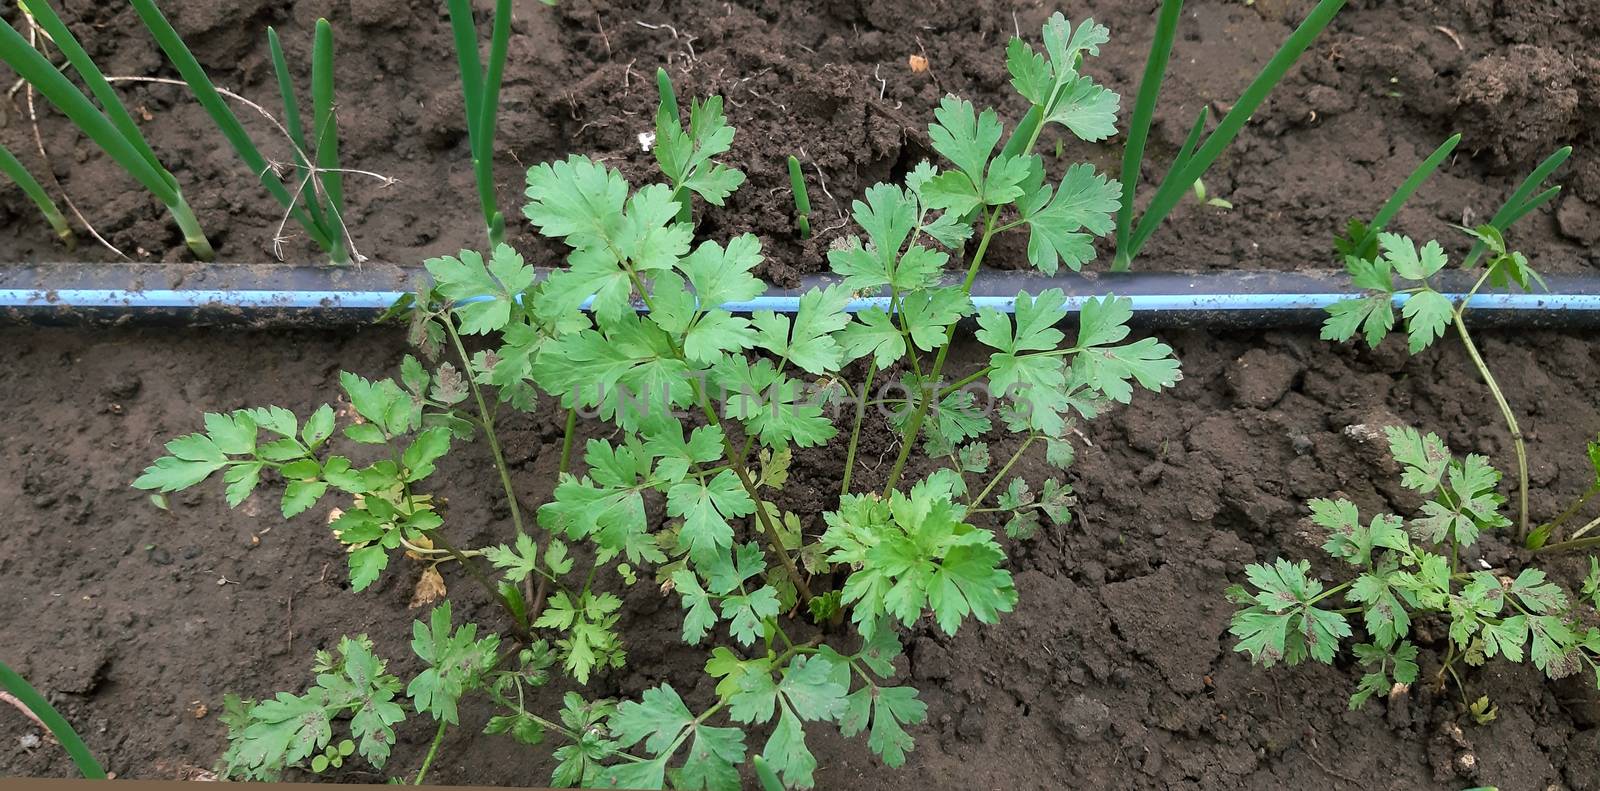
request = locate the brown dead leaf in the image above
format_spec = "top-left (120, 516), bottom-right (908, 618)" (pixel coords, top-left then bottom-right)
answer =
top-left (410, 566), bottom-right (447, 609)
top-left (404, 533), bottom-right (436, 561)
top-left (908, 54), bottom-right (929, 73)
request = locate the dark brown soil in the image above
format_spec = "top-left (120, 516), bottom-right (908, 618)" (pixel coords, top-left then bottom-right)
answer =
top-left (2, 323), bottom-right (1599, 790)
top-left (1, 1), bottom-right (1598, 278)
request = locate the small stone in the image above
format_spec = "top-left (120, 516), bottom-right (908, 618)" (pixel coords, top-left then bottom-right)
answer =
top-left (102, 372), bottom-right (141, 401)
top-left (1052, 694), bottom-right (1110, 743)
top-left (1290, 434), bottom-right (1314, 456)
top-left (147, 547), bottom-right (172, 566)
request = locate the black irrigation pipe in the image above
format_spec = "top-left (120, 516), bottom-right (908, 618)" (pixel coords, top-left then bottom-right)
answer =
top-left (2, 262), bottom-right (1599, 328)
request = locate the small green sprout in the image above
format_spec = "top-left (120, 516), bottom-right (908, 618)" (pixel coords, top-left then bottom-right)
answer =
top-left (1190, 178), bottom-right (1233, 209)
top-left (0, 143), bottom-right (72, 249)
top-left (266, 21), bottom-right (350, 264)
top-left (787, 155), bottom-right (812, 238)
top-left (310, 739), bottom-right (355, 773)
top-left (652, 67), bottom-right (745, 225)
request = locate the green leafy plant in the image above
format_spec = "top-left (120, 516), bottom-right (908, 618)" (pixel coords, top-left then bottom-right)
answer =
top-left (653, 67), bottom-right (744, 225)
top-left (1321, 148), bottom-right (1582, 548)
top-left (1109, 0), bottom-right (1348, 269)
top-left (0, 142), bottom-right (73, 249)
top-left (787, 155), bottom-right (812, 239)
top-left (137, 15), bottom-right (1178, 788)
top-left (0, 0), bottom-right (214, 259)
top-left (1229, 427), bottom-right (1600, 710)
top-left (128, 0), bottom-right (353, 263)
top-left (0, 658), bottom-right (105, 779)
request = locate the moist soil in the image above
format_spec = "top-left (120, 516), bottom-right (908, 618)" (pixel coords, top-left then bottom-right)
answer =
top-left (0, 1), bottom-right (1598, 278)
top-left (2, 324), bottom-right (1600, 790)
top-left (4, 0), bottom-right (1600, 789)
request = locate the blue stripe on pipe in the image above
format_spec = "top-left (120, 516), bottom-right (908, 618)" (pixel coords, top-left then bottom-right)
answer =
top-left (5, 288), bottom-right (1600, 312)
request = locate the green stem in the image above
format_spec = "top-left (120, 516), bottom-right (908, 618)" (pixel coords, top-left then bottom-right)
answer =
top-left (1114, 0), bottom-right (1184, 263)
top-left (972, 434), bottom-right (1037, 507)
top-left (444, 317), bottom-right (525, 538)
top-left (558, 406), bottom-right (578, 475)
top-left (882, 210), bottom-right (999, 494)
top-left (1535, 517), bottom-right (1600, 554)
top-left (0, 659), bottom-right (105, 779)
top-left (414, 718), bottom-right (448, 785)
top-left (1451, 273), bottom-right (1529, 542)
top-left (1539, 485), bottom-right (1600, 539)
top-left (168, 192), bottom-right (216, 262)
top-left (0, 143), bottom-right (74, 249)
top-left (839, 360), bottom-right (877, 496)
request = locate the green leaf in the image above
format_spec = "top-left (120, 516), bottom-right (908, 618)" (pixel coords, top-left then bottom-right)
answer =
top-left (837, 308), bottom-right (907, 368)
top-left (483, 533), bottom-right (540, 583)
top-left (205, 411), bottom-right (258, 455)
top-left (927, 96), bottom-right (1003, 187)
top-left (1018, 163), bottom-right (1120, 274)
top-left (348, 545), bottom-right (389, 592)
top-left (672, 570), bottom-right (719, 644)
top-left (401, 427), bottom-right (453, 482)
top-left (1229, 559), bottom-right (1352, 667)
top-left (425, 245), bottom-right (535, 335)
top-left (752, 285), bottom-right (853, 376)
top-left (667, 470), bottom-right (754, 562)
top-left (133, 455), bottom-right (228, 493)
top-left (1380, 233), bottom-right (1448, 282)
top-left (1321, 295), bottom-right (1394, 348)
top-left (1314, 499), bottom-right (1408, 566)
top-left (610, 684), bottom-right (695, 756)
top-left (407, 601), bottom-right (500, 724)
top-left (1400, 289), bottom-right (1452, 353)
top-left (1385, 426), bottom-right (1450, 494)
top-left (301, 405), bottom-right (336, 448)
top-left (839, 685), bottom-right (926, 768)
top-left (280, 480), bottom-right (327, 519)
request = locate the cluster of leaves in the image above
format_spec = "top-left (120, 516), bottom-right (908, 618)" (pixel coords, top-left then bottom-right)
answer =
top-left (1228, 427), bottom-right (1600, 709)
top-left (219, 603), bottom-right (511, 780)
top-left (139, 14), bottom-right (1184, 789)
top-left (134, 363), bottom-right (469, 593)
top-left (1322, 228), bottom-right (1541, 353)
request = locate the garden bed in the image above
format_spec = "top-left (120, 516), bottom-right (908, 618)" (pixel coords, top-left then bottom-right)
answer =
top-left (1, 325), bottom-right (1598, 789)
top-left (4, 0), bottom-right (1600, 789)
top-left (0, 0), bottom-right (1597, 278)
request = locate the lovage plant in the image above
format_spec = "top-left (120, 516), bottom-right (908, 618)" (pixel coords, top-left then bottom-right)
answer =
top-left (136, 14), bottom-right (1179, 788)
top-left (1229, 427), bottom-right (1600, 709)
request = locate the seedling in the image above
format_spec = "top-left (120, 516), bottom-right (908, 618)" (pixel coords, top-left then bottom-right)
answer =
top-left (1322, 148), bottom-right (1577, 547)
top-left (129, 0), bottom-right (352, 263)
top-left (0, 658), bottom-right (105, 779)
top-left (445, 0), bottom-right (517, 246)
top-left (0, 142), bottom-right (72, 249)
top-left (1229, 428), bottom-right (1600, 712)
top-left (1109, 0), bottom-right (1348, 270)
top-left (787, 155), bottom-right (812, 238)
top-left (1190, 178), bottom-right (1232, 210)
top-left (138, 15), bottom-right (1178, 787)
top-left (653, 67), bottom-right (745, 224)
top-left (0, 0), bottom-right (214, 259)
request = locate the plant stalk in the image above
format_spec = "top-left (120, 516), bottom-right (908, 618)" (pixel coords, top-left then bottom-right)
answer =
top-left (413, 718), bottom-right (448, 785)
top-left (1451, 278), bottom-right (1529, 542)
top-left (838, 360), bottom-right (877, 496)
top-left (882, 210), bottom-right (999, 494)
